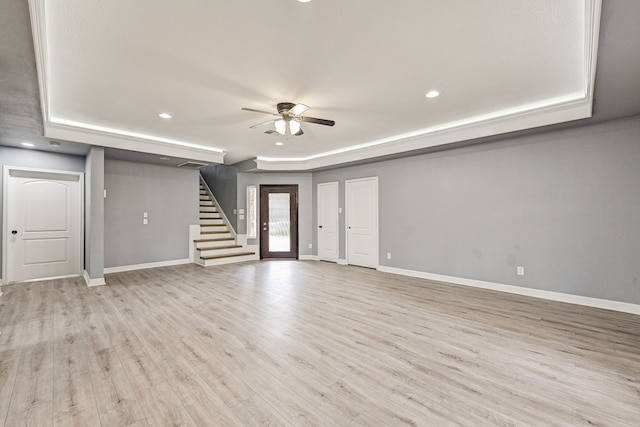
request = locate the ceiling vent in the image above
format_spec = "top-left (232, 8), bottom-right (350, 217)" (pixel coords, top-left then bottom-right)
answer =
top-left (177, 161), bottom-right (209, 169)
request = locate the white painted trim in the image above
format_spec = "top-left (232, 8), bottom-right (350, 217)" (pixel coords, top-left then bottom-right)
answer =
top-left (83, 270), bottom-right (106, 287)
top-left (46, 121), bottom-right (225, 164)
top-left (104, 259), bottom-right (191, 274)
top-left (337, 259), bottom-right (347, 266)
top-left (189, 224), bottom-right (200, 263)
top-left (2, 166), bottom-right (84, 285)
top-left (377, 266), bottom-right (640, 316)
top-left (299, 255), bottom-right (315, 261)
top-left (311, 256), bottom-right (320, 261)
top-left (255, 95), bottom-right (592, 170)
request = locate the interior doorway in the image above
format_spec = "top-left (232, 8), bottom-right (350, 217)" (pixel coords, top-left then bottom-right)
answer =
top-left (317, 181), bottom-right (339, 262)
top-left (345, 177), bottom-right (378, 268)
top-left (3, 167), bottom-right (83, 284)
top-left (260, 185), bottom-right (298, 259)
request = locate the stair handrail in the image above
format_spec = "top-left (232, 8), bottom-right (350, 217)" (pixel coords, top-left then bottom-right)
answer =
top-left (199, 175), bottom-right (237, 239)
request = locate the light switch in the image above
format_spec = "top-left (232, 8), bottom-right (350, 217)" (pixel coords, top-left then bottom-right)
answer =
top-left (143, 212), bottom-right (148, 218)
top-left (239, 208), bottom-right (245, 214)
top-left (239, 214), bottom-right (245, 220)
top-left (143, 218), bottom-right (148, 225)
top-left (338, 207), bottom-right (343, 214)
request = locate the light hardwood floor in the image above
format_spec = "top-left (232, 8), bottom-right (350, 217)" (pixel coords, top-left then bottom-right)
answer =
top-left (1, 261), bottom-right (639, 426)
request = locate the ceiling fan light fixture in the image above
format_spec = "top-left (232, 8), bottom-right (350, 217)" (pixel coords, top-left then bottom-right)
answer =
top-left (275, 119), bottom-right (287, 135)
top-left (289, 119), bottom-right (301, 135)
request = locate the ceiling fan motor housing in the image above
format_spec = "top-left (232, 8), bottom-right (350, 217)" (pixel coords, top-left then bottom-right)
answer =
top-left (277, 102), bottom-right (296, 115)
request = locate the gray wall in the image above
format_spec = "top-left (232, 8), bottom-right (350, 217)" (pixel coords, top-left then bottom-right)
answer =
top-left (84, 146), bottom-right (105, 280)
top-left (200, 164), bottom-right (238, 231)
top-left (237, 172), bottom-right (314, 257)
top-left (0, 146), bottom-right (86, 277)
top-left (104, 159), bottom-right (199, 268)
top-left (313, 115), bottom-right (640, 305)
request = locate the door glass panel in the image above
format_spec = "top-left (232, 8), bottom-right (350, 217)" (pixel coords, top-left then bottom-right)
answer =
top-left (268, 193), bottom-right (290, 252)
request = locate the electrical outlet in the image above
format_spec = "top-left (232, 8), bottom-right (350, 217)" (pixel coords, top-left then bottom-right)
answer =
top-left (143, 218), bottom-right (148, 225)
top-left (387, 252), bottom-right (391, 260)
top-left (308, 243), bottom-right (312, 249)
top-left (517, 266), bottom-right (525, 276)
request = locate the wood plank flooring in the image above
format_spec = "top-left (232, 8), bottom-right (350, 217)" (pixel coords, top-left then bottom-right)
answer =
top-left (1, 261), bottom-right (639, 426)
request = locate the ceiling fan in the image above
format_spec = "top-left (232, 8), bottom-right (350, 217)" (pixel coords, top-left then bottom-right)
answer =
top-left (242, 102), bottom-right (335, 137)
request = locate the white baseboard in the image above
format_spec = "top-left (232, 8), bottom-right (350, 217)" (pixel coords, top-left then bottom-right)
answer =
top-left (104, 258), bottom-right (191, 274)
top-left (377, 266), bottom-right (640, 316)
top-left (299, 255), bottom-right (315, 261)
top-left (337, 259), bottom-right (347, 265)
top-left (83, 270), bottom-right (106, 287)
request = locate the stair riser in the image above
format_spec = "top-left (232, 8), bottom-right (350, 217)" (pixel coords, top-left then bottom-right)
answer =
top-left (200, 201), bottom-right (215, 206)
top-left (196, 241), bottom-right (236, 249)
top-left (199, 232), bottom-right (232, 239)
top-left (199, 213), bottom-right (222, 219)
top-left (200, 225), bottom-right (228, 233)
top-left (199, 207), bottom-right (218, 213)
top-left (199, 247), bottom-right (247, 257)
top-left (200, 219), bottom-right (225, 226)
top-left (202, 254), bottom-right (258, 266)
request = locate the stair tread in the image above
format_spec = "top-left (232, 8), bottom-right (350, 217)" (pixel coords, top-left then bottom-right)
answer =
top-left (200, 231), bottom-right (231, 235)
top-left (200, 251), bottom-right (255, 260)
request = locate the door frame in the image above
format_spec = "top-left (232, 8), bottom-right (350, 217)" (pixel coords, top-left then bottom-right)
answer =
top-left (345, 176), bottom-right (379, 268)
top-left (2, 166), bottom-right (85, 285)
top-left (317, 181), bottom-right (339, 263)
top-left (259, 184), bottom-right (299, 259)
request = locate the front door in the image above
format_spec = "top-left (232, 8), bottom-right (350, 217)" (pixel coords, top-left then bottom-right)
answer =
top-left (345, 177), bottom-right (378, 268)
top-left (3, 167), bottom-right (83, 284)
top-left (260, 185), bottom-right (298, 259)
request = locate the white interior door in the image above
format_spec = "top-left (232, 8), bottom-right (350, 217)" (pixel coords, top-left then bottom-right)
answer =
top-left (346, 177), bottom-right (378, 268)
top-left (4, 168), bottom-right (83, 284)
top-left (317, 181), bottom-right (338, 262)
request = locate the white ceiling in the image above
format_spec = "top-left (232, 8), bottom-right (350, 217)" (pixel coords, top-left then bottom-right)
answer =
top-left (29, 0), bottom-right (600, 169)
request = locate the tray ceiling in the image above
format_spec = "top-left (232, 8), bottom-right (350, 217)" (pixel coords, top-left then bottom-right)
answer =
top-left (28, 0), bottom-right (601, 169)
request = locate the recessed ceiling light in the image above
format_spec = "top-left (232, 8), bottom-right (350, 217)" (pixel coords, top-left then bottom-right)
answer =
top-left (159, 156), bottom-right (171, 160)
top-left (298, 0), bottom-right (312, 3)
top-left (425, 90), bottom-right (440, 99)
top-left (21, 142), bottom-right (35, 147)
top-left (275, 141), bottom-right (284, 146)
top-left (158, 113), bottom-right (172, 119)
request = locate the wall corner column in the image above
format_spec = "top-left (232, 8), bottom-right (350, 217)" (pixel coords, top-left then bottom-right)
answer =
top-left (84, 146), bottom-right (106, 286)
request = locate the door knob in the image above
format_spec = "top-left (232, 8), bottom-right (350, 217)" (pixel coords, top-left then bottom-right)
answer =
top-left (319, 225), bottom-right (323, 228)
top-left (11, 230), bottom-right (17, 235)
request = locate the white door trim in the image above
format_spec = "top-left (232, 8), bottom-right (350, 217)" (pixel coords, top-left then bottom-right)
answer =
top-left (345, 176), bottom-right (379, 268)
top-left (2, 166), bottom-right (85, 285)
top-left (317, 181), bottom-right (339, 263)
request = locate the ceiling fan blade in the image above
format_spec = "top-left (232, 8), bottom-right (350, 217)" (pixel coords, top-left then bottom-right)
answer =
top-left (294, 128), bottom-right (304, 136)
top-left (299, 116), bottom-right (335, 126)
top-left (250, 120), bottom-right (274, 129)
top-left (264, 129), bottom-right (278, 135)
top-left (241, 107), bottom-right (276, 115)
top-left (288, 103), bottom-right (309, 117)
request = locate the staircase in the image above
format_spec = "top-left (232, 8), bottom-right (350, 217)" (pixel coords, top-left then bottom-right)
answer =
top-left (193, 179), bottom-right (258, 266)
